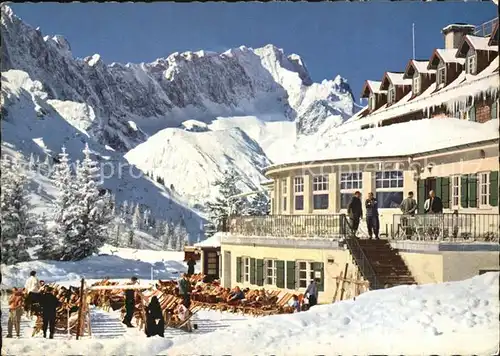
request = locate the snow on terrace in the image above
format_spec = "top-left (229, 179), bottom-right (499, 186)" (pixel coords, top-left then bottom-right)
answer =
top-left (167, 272), bottom-right (499, 356)
top-left (271, 118), bottom-right (498, 167)
top-left (345, 56), bottom-right (499, 128)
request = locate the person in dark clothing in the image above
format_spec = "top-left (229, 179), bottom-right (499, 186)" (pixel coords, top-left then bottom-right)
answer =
top-left (40, 287), bottom-right (61, 339)
top-left (178, 274), bottom-right (192, 308)
top-left (424, 190), bottom-right (443, 214)
top-left (145, 296), bottom-right (164, 337)
top-left (365, 192), bottom-right (380, 240)
top-left (227, 286), bottom-right (245, 302)
top-left (347, 191), bottom-right (363, 235)
top-left (186, 258), bottom-right (196, 276)
top-left (122, 276), bottom-right (138, 327)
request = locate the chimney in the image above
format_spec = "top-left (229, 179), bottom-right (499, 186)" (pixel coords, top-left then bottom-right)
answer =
top-left (441, 23), bottom-right (475, 50)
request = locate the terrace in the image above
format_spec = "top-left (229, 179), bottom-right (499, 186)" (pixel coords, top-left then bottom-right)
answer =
top-left (225, 212), bottom-right (499, 242)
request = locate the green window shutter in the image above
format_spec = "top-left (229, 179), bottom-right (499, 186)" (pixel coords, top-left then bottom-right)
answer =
top-left (441, 177), bottom-right (450, 209)
top-left (250, 258), bottom-right (256, 285)
top-left (312, 262), bottom-right (325, 292)
top-left (490, 171), bottom-right (499, 207)
top-left (460, 175), bottom-right (469, 208)
top-left (236, 257), bottom-right (242, 283)
top-left (276, 260), bottom-right (285, 288)
top-left (286, 261), bottom-right (296, 290)
top-left (417, 179), bottom-right (425, 213)
top-left (468, 174), bottom-right (478, 208)
top-left (435, 177), bottom-right (442, 200)
top-left (256, 259), bottom-right (264, 286)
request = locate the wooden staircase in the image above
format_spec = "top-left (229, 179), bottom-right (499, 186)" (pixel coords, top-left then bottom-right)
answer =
top-left (357, 239), bottom-right (416, 287)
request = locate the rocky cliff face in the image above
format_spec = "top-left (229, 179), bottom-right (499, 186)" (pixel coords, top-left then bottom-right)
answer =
top-left (1, 5), bottom-right (357, 150)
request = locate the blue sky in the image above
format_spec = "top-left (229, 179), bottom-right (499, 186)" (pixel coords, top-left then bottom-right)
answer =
top-left (10, 2), bottom-right (497, 100)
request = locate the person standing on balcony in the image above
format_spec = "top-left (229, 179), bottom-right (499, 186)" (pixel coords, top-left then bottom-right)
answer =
top-left (347, 191), bottom-right (363, 235)
top-left (424, 190), bottom-right (443, 214)
top-left (400, 191), bottom-right (417, 216)
top-left (365, 192), bottom-right (380, 240)
top-left (186, 257), bottom-right (196, 276)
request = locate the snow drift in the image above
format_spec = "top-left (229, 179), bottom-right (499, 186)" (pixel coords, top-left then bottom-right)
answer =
top-left (167, 272), bottom-right (500, 356)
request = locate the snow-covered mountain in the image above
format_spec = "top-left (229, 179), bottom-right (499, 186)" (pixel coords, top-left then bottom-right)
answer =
top-left (1, 4), bottom-right (358, 231)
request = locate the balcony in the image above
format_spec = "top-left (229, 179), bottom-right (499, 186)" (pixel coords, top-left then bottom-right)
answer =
top-left (392, 213), bottom-right (499, 242)
top-left (224, 212), bottom-right (499, 243)
top-left (474, 17), bottom-right (499, 37)
top-left (227, 214), bottom-right (347, 238)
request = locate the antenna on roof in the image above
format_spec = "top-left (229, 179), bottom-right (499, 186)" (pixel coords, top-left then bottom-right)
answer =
top-left (412, 23), bottom-right (416, 60)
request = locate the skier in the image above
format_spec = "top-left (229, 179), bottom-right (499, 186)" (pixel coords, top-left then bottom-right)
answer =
top-left (365, 192), bottom-right (380, 240)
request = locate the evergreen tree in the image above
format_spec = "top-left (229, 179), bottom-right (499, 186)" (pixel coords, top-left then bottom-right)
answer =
top-left (132, 203), bottom-right (142, 231)
top-left (0, 156), bottom-right (31, 264)
top-left (205, 169), bottom-right (244, 234)
top-left (28, 153), bottom-right (35, 171)
top-left (245, 191), bottom-right (270, 216)
top-left (51, 146), bottom-right (79, 259)
top-left (167, 221), bottom-right (176, 250)
top-left (174, 218), bottom-right (188, 251)
top-left (58, 144), bottom-right (113, 260)
top-left (161, 221), bottom-right (171, 250)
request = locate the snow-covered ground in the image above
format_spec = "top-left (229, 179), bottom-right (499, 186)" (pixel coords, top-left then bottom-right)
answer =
top-left (1, 245), bottom-right (190, 289)
top-left (2, 245), bottom-right (498, 356)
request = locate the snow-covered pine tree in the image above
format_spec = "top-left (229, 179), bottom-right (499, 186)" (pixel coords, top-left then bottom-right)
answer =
top-left (143, 209), bottom-right (150, 230)
top-left (205, 169), bottom-right (245, 234)
top-left (28, 152), bottom-right (35, 171)
top-left (50, 146), bottom-right (79, 259)
top-left (0, 156), bottom-right (32, 264)
top-left (174, 218), bottom-right (189, 251)
top-left (167, 220), bottom-right (176, 250)
top-left (161, 221), bottom-right (170, 249)
top-left (245, 191), bottom-right (270, 216)
top-left (58, 144), bottom-right (113, 260)
top-left (43, 155), bottom-right (51, 176)
top-left (132, 203), bottom-right (142, 231)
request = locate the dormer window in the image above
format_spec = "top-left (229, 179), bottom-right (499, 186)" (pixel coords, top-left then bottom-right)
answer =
top-left (388, 86), bottom-right (396, 104)
top-left (437, 66), bottom-right (446, 86)
top-left (466, 55), bottom-right (476, 75)
top-left (368, 95), bottom-right (376, 110)
top-left (412, 75), bottom-right (420, 95)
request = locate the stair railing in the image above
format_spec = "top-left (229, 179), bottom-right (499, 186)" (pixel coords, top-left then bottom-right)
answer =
top-left (342, 216), bottom-right (382, 290)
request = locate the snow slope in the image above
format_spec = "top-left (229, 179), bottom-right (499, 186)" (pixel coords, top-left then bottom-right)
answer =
top-left (1, 245), bottom-right (188, 289)
top-left (1, 70), bottom-right (204, 240)
top-left (167, 272), bottom-right (500, 356)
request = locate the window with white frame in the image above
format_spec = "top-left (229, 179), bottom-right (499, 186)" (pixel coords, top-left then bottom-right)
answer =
top-left (375, 171), bottom-right (404, 209)
top-left (451, 175), bottom-right (460, 208)
top-left (478, 172), bottom-right (490, 207)
top-left (265, 259), bottom-right (277, 286)
top-left (297, 261), bottom-right (315, 289)
top-left (467, 54), bottom-right (476, 75)
top-left (294, 177), bottom-right (304, 210)
top-left (281, 179), bottom-right (287, 212)
top-left (413, 75), bottom-right (420, 95)
top-left (388, 86), bottom-right (396, 104)
top-left (243, 257), bottom-right (251, 283)
top-left (313, 175), bottom-right (329, 210)
top-left (437, 66), bottom-right (446, 86)
top-left (340, 172), bottom-right (363, 209)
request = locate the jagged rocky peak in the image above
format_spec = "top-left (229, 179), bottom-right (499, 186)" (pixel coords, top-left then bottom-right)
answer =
top-left (1, 4), bottom-right (357, 150)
